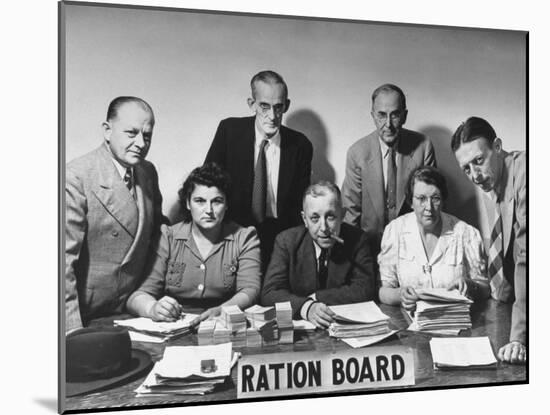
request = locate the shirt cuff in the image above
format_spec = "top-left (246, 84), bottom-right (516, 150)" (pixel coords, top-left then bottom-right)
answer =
top-left (300, 298), bottom-right (315, 320)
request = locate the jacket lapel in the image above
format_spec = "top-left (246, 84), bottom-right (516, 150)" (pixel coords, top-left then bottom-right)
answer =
top-left (500, 152), bottom-right (515, 255)
top-left (92, 146), bottom-right (138, 237)
top-left (328, 240), bottom-right (352, 286)
top-left (276, 128), bottom-right (292, 213)
top-left (396, 134), bottom-right (416, 212)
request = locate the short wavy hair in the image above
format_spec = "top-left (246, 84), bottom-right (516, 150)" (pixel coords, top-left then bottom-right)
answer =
top-left (302, 181), bottom-right (342, 210)
top-left (451, 116), bottom-right (497, 152)
top-left (178, 163), bottom-right (232, 223)
top-left (405, 166), bottom-right (448, 206)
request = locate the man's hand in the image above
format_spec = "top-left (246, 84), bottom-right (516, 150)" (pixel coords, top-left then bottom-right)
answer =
top-left (400, 286), bottom-right (419, 311)
top-left (307, 302), bottom-right (335, 329)
top-left (498, 341), bottom-right (527, 364)
top-left (148, 296), bottom-right (182, 322)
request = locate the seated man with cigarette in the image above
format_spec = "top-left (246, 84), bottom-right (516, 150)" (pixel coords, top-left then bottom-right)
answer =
top-left (261, 181), bottom-right (376, 328)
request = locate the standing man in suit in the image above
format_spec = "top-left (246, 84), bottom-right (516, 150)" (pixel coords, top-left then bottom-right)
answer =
top-left (261, 182), bottom-right (376, 328)
top-left (342, 84), bottom-right (436, 259)
top-left (65, 96), bottom-right (165, 332)
top-left (205, 70), bottom-right (313, 268)
top-left (452, 116), bottom-right (526, 365)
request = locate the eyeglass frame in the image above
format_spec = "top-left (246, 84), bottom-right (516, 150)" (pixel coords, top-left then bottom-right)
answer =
top-left (412, 194), bottom-right (443, 207)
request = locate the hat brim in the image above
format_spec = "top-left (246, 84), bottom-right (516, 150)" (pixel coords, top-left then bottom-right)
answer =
top-left (66, 349), bottom-right (153, 398)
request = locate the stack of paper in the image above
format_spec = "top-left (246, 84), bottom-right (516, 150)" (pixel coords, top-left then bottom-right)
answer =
top-left (221, 305), bottom-right (247, 331)
top-left (293, 319), bottom-right (316, 331)
top-left (197, 319), bottom-right (216, 345)
top-left (135, 343), bottom-right (237, 396)
top-left (275, 302), bottom-right (294, 344)
top-left (245, 305), bottom-right (276, 328)
top-left (114, 314), bottom-right (199, 342)
top-left (429, 337), bottom-right (498, 370)
top-left (328, 302), bottom-right (391, 338)
top-left (409, 289), bottom-right (473, 333)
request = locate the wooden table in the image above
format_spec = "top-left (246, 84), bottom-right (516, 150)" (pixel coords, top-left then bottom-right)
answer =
top-left (64, 300), bottom-right (526, 412)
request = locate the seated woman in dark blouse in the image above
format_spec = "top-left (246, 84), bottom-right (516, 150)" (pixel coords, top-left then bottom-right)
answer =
top-left (127, 163), bottom-right (261, 323)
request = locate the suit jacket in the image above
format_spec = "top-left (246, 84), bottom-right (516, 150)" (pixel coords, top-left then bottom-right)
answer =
top-left (481, 151), bottom-right (526, 344)
top-left (260, 223), bottom-right (376, 318)
top-left (342, 129), bottom-right (436, 251)
top-left (65, 144), bottom-right (165, 331)
top-left (205, 116), bottom-right (313, 230)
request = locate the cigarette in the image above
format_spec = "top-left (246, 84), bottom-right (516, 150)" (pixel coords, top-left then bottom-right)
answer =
top-left (330, 234), bottom-right (344, 244)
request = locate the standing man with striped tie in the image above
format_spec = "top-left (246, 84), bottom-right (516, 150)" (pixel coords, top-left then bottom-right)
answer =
top-left (452, 117), bottom-right (526, 364)
top-left (205, 71), bottom-right (313, 269)
top-left (65, 97), bottom-right (166, 332)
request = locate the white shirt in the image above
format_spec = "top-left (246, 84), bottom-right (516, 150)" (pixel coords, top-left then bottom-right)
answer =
top-left (110, 156), bottom-right (136, 199)
top-left (254, 126), bottom-right (280, 218)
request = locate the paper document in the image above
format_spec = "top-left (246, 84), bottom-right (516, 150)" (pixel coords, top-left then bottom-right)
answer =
top-left (114, 314), bottom-right (199, 333)
top-left (127, 331), bottom-right (166, 343)
top-left (430, 337), bottom-right (497, 368)
top-left (155, 342), bottom-right (233, 378)
top-left (416, 288), bottom-right (473, 303)
top-left (293, 320), bottom-right (316, 330)
top-left (329, 301), bottom-right (390, 324)
top-left (340, 330), bottom-right (398, 348)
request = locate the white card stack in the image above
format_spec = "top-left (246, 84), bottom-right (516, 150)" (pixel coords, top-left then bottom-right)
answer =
top-left (245, 327), bottom-right (262, 347)
top-left (245, 305), bottom-right (276, 328)
top-left (221, 305), bottom-right (247, 331)
top-left (275, 302), bottom-right (294, 344)
top-left (213, 321), bottom-right (231, 344)
top-left (197, 319), bottom-right (216, 345)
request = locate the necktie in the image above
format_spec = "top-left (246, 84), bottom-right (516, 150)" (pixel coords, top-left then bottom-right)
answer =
top-left (252, 139), bottom-right (269, 224)
top-left (386, 147), bottom-right (397, 224)
top-left (123, 168), bottom-right (133, 191)
top-left (318, 248), bottom-right (329, 289)
top-left (488, 204), bottom-right (512, 300)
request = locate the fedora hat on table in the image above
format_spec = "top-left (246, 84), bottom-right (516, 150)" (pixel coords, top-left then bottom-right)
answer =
top-left (65, 326), bottom-right (153, 397)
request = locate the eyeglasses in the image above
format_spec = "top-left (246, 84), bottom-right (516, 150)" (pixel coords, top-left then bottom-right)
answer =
top-left (413, 195), bottom-right (442, 207)
top-left (257, 103), bottom-right (285, 116)
top-left (373, 111), bottom-right (404, 122)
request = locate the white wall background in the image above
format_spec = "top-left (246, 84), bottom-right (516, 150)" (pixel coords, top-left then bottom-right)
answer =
top-left (63, 4), bottom-right (526, 226)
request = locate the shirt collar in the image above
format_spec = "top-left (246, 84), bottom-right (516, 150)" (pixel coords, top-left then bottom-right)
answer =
top-left (173, 221), bottom-right (235, 241)
top-left (255, 125), bottom-right (281, 147)
top-left (378, 136), bottom-right (399, 157)
top-left (105, 143), bottom-right (133, 180)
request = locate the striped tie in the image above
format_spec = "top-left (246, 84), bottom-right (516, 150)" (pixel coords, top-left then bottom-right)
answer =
top-left (251, 139), bottom-right (269, 224)
top-left (488, 205), bottom-right (511, 300)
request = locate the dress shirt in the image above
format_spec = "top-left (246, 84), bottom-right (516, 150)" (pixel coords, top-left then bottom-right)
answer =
top-left (378, 212), bottom-right (487, 289)
top-left (136, 221), bottom-right (261, 306)
top-left (110, 155), bottom-right (136, 200)
top-left (379, 137), bottom-right (399, 191)
top-left (254, 126), bottom-right (280, 218)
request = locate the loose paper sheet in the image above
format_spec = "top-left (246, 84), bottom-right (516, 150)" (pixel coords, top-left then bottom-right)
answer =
top-left (429, 336), bottom-right (497, 367)
top-left (340, 330), bottom-right (398, 348)
top-left (328, 301), bottom-right (390, 324)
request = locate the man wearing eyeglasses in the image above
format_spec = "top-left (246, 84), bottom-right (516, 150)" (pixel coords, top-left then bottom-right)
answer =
top-left (205, 70), bottom-right (313, 268)
top-left (342, 83), bottom-right (436, 262)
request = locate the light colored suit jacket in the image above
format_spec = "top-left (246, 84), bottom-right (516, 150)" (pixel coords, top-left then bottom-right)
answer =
top-left (65, 144), bottom-right (164, 331)
top-left (478, 151), bottom-right (526, 344)
top-left (342, 129), bottom-right (436, 251)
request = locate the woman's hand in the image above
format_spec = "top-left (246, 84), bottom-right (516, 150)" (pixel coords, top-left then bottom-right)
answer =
top-left (451, 278), bottom-right (475, 297)
top-left (191, 306), bottom-right (223, 326)
top-left (148, 296), bottom-right (182, 322)
top-left (307, 302), bottom-right (336, 329)
top-left (400, 286), bottom-right (419, 311)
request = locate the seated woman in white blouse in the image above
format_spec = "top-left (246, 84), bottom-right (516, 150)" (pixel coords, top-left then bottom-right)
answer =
top-left (378, 166), bottom-right (490, 311)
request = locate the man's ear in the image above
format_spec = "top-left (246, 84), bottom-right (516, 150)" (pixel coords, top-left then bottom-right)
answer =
top-left (247, 97), bottom-right (255, 112)
top-left (401, 109), bottom-right (408, 125)
top-left (301, 210), bottom-right (307, 226)
top-left (283, 99), bottom-right (291, 113)
top-left (102, 121), bottom-right (112, 144)
top-left (493, 137), bottom-right (503, 153)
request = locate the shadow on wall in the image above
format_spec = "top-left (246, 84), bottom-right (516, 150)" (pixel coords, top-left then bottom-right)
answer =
top-left (286, 109), bottom-right (336, 184)
top-left (419, 125), bottom-right (481, 229)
